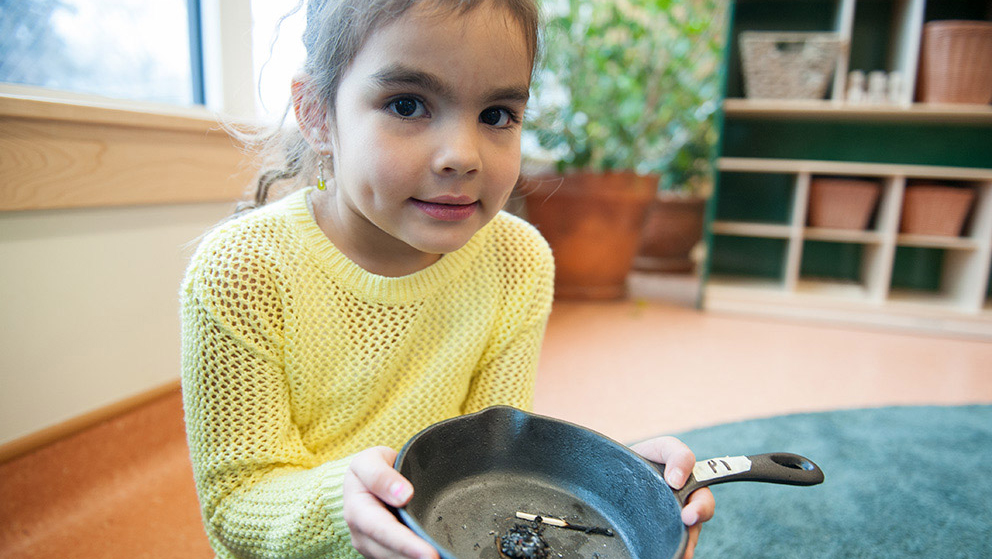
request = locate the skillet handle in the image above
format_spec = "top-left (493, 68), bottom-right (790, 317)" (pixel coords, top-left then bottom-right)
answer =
top-left (668, 452), bottom-right (824, 506)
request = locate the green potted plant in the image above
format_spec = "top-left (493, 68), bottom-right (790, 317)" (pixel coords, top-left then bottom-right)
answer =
top-left (521, 0), bottom-right (727, 296)
top-left (635, 112), bottom-right (720, 275)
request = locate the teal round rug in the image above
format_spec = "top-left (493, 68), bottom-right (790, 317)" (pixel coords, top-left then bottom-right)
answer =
top-left (672, 405), bottom-right (992, 558)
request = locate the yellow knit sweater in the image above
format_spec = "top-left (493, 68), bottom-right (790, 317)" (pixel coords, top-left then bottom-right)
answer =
top-left (180, 188), bottom-right (554, 559)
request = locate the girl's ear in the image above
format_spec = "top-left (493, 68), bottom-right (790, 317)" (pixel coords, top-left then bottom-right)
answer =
top-left (292, 73), bottom-right (332, 152)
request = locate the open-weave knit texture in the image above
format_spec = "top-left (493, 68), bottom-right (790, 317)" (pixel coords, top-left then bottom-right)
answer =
top-left (180, 187), bottom-right (554, 559)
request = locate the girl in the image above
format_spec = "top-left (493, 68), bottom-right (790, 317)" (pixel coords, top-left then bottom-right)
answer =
top-left (180, 1), bottom-right (715, 558)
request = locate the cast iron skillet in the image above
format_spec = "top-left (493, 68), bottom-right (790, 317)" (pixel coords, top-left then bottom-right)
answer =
top-left (395, 406), bottom-right (823, 559)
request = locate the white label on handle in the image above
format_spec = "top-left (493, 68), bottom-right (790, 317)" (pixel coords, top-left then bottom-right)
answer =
top-left (692, 455), bottom-right (752, 482)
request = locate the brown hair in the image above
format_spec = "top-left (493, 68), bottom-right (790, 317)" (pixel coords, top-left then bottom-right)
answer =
top-left (235, 0), bottom-right (540, 214)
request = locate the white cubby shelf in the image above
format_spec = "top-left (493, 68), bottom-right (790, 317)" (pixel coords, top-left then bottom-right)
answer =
top-left (706, 158), bottom-right (992, 338)
top-left (706, 0), bottom-right (992, 338)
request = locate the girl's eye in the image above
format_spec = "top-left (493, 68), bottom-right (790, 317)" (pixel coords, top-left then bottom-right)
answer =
top-left (388, 97), bottom-right (427, 118)
top-left (480, 107), bottom-right (516, 127)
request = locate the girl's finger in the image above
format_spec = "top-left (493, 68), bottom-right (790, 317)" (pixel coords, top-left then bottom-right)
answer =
top-left (350, 536), bottom-right (395, 559)
top-left (351, 516), bottom-right (436, 559)
top-left (683, 524), bottom-right (702, 559)
top-left (343, 474), bottom-right (437, 559)
top-left (349, 446), bottom-right (413, 507)
top-left (681, 487), bottom-right (715, 526)
top-left (353, 529), bottom-right (435, 559)
top-left (629, 436), bottom-right (696, 488)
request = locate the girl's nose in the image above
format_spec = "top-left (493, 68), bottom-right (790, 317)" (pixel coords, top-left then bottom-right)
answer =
top-left (432, 120), bottom-right (481, 177)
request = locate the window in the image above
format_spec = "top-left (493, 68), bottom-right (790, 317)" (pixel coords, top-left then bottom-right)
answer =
top-left (0, 0), bottom-right (200, 106)
top-left (251, 0), bottom-right (305, 123)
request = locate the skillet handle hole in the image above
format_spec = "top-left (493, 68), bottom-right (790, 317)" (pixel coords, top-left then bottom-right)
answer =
top-left (770, 454), bottom-right (814, 471)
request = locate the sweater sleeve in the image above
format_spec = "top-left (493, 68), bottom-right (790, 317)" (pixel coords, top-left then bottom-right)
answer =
top-left (180, 253), bottom-right (360, 559)
top-left (462, 232), bottom-right (555, 414)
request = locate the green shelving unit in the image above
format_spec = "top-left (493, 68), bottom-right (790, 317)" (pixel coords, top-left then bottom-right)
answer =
top-left (703, 0), bottom-right (992, 338)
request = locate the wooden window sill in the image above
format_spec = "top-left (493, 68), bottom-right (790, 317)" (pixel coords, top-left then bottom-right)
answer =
top-left (0, 90), bottom-right (258, 211)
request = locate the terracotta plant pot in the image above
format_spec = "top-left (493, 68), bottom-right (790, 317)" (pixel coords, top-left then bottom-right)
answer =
top-left (636, 194), bottom-right (707, 274)
top-left (521, 172), bottom-right (657, 300)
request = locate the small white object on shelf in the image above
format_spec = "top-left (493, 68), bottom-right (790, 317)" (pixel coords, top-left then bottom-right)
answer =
top-left (867, 71), bottom-right (888, 104)
top-left (846, 70), bottom-right (865, 103)
top-left (887, 71), bottom-right (904, 105)
top-left (847, 70), bottom-right (905, 106)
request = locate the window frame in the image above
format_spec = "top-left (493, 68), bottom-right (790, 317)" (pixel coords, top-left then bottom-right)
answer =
top-left (0, 0), bottom-right (258, 212)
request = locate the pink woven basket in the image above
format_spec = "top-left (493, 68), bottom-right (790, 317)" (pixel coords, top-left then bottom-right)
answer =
top-left (900, 184), bottom-right (975, 236)
top-left (808, 177), bottom-right (881, 230)
top-left (917, 20), bottom-right (992, 104)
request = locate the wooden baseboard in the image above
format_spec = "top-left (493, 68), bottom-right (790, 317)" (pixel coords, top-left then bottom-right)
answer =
top-left (0, 380), bottom-right (182, 464)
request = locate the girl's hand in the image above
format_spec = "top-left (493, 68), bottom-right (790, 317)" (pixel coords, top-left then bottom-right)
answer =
top-left (629, 436), bottom-right (715, 559)
top-left (343, 446), bottom-right (439, 559)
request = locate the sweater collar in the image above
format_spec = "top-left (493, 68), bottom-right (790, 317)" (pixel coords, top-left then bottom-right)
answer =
top-left (285, 187), bottom-right (488, 303)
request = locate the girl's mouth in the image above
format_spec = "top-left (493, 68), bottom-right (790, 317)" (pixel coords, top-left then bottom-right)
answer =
top-left (410, 198), bottom-right (479, 222)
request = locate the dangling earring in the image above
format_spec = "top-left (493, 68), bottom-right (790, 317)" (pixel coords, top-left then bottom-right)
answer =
top-left (317, 156), bottom-right (327, 191)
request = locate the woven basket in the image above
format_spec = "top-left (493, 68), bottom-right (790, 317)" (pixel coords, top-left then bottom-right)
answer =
top-left (808, 177), bottom-right (881, 230)
top-left (740, 32), bottom-right (844, 99)
top-left (917, 20), bottom-right (992, 104)
top-left (900, 184), bottom-right (975, 236)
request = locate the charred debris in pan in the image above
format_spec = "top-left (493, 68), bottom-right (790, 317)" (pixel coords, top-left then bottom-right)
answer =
top-left (496, 511), bottom-right (615, 559)
top-left (498, 522), bottom-right (551, 559)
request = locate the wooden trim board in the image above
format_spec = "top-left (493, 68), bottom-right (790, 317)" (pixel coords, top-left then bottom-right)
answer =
top-left (0, 380), bottom-right (182, 464)
top-left (0, 94), bottom-right (258, 211)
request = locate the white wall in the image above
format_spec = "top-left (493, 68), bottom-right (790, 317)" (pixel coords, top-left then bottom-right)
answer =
top-left (0, 0), bottom-right (262, 450)
top-left (0, 202), bottom-right (232, 446)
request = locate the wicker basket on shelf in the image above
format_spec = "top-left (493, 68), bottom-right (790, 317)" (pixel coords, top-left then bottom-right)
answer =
top-left (917, 20), bottom-right (992, 104)
top-left (807, 177), bottom-right (881, 230)
top-left (740, 32), bottom-right (844, 99)
top-left (900, 184), bottom-right (975, 236)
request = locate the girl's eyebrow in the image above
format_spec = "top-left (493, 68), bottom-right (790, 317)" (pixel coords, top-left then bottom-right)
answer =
top-left (371, 64), bottom-right (456, 100)
top-left (486, 85), bottom-right (530, 105)
top-left (371, 63), bottom-right (529, 104)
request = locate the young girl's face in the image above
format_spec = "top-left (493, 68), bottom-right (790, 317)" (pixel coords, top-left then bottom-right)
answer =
top-left (319, 1), bottom-right (532, 275)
